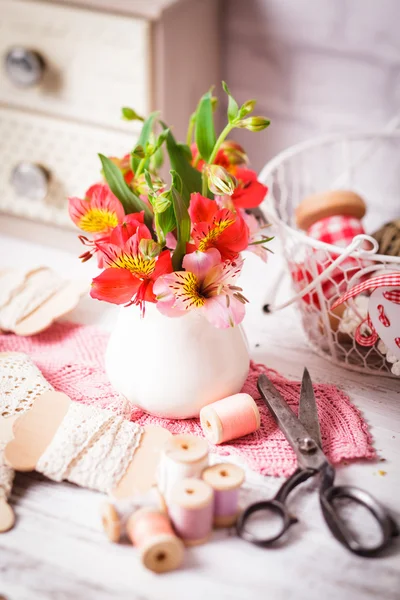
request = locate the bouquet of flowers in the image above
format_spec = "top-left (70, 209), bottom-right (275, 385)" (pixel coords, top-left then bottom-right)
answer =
top-left (68, 83), bottom-right (272, 329)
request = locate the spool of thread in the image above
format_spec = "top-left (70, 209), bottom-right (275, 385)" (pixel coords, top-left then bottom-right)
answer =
top-left (127, 507), bottom-right (184, 573)
top-left (295, 190), bottom-right (366, 232)
top-left (168, 478), bottom-right (214, 546)
top-left (293, 190), bottom-right (368, 307)
top-left (101, 486), bottom-right (165, 543)
top-left (202, 463), bottom-right (245, 527)
top-left (200, 393), bottom-right (260, 444)
top-left (157, 434), bottom-right (209, 501)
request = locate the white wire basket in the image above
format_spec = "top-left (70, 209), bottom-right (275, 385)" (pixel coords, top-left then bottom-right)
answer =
top-left (259, 131), bottom-right (400, 378)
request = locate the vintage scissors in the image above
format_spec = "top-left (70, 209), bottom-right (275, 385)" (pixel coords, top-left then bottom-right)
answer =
top-left (236, 369), bottom-right (399, 557)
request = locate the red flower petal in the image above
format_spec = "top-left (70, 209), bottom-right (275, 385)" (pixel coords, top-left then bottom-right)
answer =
top-left (232, 167), bottom-right (268, 209)
top-left (90, 268), bottom-right (139, 304)
top-left (152, 250), bottom-right (173, 280)
top-left (189, 193), bottom-right (219, 223)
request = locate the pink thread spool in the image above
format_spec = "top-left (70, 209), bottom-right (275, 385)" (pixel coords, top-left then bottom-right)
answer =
top-left (127, 507), bottom-right (184, 573)
top-left (101, 487), bottom-right (166, 543)
top-left (168, 478), bottom-right (214, 546)
top-left (202, 463), bottom-right (245, 527)
top-left (157, 434), bottom-right (209, 502)
top-left (200, 393), bottom-right (260, 444)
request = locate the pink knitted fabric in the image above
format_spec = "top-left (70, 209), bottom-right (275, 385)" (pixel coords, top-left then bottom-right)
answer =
top-left (0, 321), bottom-right (375, 477)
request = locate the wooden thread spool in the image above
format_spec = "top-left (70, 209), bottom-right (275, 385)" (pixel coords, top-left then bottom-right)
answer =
top-left (295, 190), bottom-right (366, 233)
top-left (126, 507), bottom-right (184, 574)
top-left (101, 487), bottom-right (166, 543)
top-left (200, 393), bottom-right (260, 445)
top-left (157, 434), bottom-right (209, 502)
top-left (202, 463), bottom-right (245, 528)
top-left (168, 478), bottom-right (214, 546)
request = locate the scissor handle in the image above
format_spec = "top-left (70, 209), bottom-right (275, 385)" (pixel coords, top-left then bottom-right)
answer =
top-left (236, 468), bottom-right (315, 546)
top-left (320, 467), bottom-right (399, 557)
top-left (236, 499), bottom-right (297, 546)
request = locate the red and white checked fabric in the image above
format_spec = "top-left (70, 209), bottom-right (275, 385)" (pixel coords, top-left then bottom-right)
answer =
top-left (332, 272), bottom-right (400, 308)
top-left (307, 215), bottom-right (365, 248)
top-left (383, 290), bottom-right (400, 304)
top-left (290, 216), bottom-right (368, 308)
top-left (332, 272), bottom-right (400, 347)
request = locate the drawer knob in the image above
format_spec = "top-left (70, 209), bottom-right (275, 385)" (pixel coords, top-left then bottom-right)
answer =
top-left (11, 162), bottom-right (50, 201)
top-left (5, 47), bottom-right (46, 87)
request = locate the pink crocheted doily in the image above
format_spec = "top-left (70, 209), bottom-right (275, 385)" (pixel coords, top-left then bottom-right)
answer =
top-left (0, 321), bottom-right (375, 477)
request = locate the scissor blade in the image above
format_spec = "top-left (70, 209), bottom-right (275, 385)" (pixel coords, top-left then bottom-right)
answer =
top-left (299, 368), bottom-right (322, 448)
top-left (257, 374), bottom-right (326, 471)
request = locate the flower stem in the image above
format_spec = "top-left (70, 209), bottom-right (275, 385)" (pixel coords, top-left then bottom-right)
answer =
top-left (135, 157), bottom-right (147, 179)
top-left (186, 114), bottom-right (196, 146)
top-left (202, 170), bottom-right (208, 196)
top-left (154, 213), bottom-right (165, 247)
top-left (208, 123), bottom-right (233, 165)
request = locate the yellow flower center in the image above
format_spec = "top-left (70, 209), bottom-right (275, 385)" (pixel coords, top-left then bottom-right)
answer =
top-left (111, 253), bottom-right (156, 278)
top-left (197, 218), bottom-right (234, 252)
top-left (79, 208), bottom-right (119, 233)
top-left (173, 272), bottom-right (205, 308)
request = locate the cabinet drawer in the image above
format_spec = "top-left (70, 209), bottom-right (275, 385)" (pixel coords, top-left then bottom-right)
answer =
top-left (0, 106), bottom-right (136, 227)
top-left (0, 0), bottom-right (150, 130)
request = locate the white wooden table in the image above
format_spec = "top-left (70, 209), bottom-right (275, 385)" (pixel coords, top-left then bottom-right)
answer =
top-left (0, 233), bottom-right (399, 600)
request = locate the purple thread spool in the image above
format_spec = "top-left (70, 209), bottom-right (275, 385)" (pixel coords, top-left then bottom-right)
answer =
top-left (168, 478), bottom-right (214, 546)
top-left (202, 463), bottom-right (245, 528)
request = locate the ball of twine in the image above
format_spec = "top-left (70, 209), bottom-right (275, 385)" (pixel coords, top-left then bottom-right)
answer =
top-left (372, 219), bottom-right (400, 257)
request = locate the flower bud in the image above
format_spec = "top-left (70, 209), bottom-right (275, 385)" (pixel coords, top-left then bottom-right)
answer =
top-left (152, 190), bottom-right (172, 213)
top-left (205, 165), bottom-right (237, 196)
top-left (134, 173), bottom-right (164, 196)
top-left (238, 100), bottom-right (256, 118)
top-left (139, 238), bottom-right (161, 259)
top-left (238, 116), bottom-right (270, 132)
top-left (219, 141), bottom-right (249, 166)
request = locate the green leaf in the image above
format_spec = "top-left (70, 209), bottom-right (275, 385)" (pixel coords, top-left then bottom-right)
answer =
top-left (99, 154), bottom-right (153, 226)
top-left (170, 171), bottom-right (191, 270)
top-left (222, 81), bottom-right (239, 123)
top-left (195, 89), bottom-right (216, 162)
top-left (151, 144), bottom-right (164, 170)
top-left (121, 107), bottom-right (144, 121)
top-left (155, 128), bottom-right (170, 150)
top-left (177, 143), bottom-right (193, 162)
top-left (163, 125), bottom-right (203, 206)
top-left (130, 111), bottom-right (158, 173)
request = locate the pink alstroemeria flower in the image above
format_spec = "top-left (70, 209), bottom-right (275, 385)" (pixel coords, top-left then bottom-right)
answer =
top-left (68, 184), bottom-right (125, 234)
top-left (91, 226), bottom-right (172, 311)
top-left (154, 249), bottom-right (247, 328)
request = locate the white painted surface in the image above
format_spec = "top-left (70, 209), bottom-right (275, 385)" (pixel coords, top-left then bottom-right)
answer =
top-left (223, 0), bottom-right (400, 171)
top-left (0, 233), bottom-right (399, 599)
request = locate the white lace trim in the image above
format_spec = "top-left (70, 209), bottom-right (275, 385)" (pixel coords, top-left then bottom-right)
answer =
top-left (0, 353), bottom-right (53, 500)
top-left (0, 352), bottom-right (53, 418)
top-left (0, 269), bottom-right (28, 311)
top-left (0, 269), bottom-right (65, 331)
top-left (36, 403), bottom-right (143, 493)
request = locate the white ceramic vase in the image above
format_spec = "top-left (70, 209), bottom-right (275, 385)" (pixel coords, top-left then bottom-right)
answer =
top-left (105, 303), bottom-right (250, 419)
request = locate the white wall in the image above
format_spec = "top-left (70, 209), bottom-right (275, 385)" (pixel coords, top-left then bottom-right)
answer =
top-left (222, 0), bottom-right (400, 171)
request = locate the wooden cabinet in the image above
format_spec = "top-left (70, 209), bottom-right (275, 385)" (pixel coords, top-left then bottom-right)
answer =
top-left (0, 0), bottom-right (219, 228)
